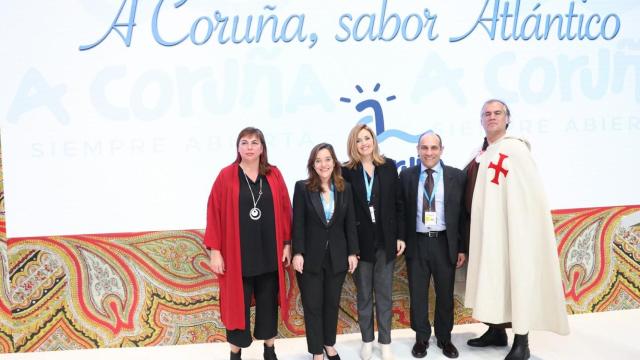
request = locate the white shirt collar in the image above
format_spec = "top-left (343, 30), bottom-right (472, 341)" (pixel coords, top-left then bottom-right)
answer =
top-left (420, 160), bottom-right (443, 174)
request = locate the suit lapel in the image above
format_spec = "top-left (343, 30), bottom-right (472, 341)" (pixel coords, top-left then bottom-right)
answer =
top-left (310, 190), bottom-right (327, 225)
top-left (442, 163), bottom-right (452, 221)
top-left (352, 164), bottom-right (367, 204)
top-left (409, 165), bottom-right (420, 217)
top-left (353, 165), bottom-right (370, 212)
top-left (328, 188), bottom-right (342, 227)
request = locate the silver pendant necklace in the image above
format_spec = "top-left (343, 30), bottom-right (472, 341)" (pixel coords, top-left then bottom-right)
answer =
top-left (243, 170), bottom-right (263, 220)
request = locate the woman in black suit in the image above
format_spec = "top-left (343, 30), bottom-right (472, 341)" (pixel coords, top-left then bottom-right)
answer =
top-left (341, 124), bottom-right (404, 360)
top-left (292, 143), bottom-right (359, 360)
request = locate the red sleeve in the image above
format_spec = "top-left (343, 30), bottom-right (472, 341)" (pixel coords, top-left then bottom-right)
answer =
top-left (273, 167), bottom-right (292, 243)
top-left (204, 175), bottom-right (222, 250)
top-left (279, 174), bottom-right (292, 243)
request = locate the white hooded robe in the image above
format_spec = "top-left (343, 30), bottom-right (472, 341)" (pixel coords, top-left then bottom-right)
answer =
top-left (464, 136), bottom-right (569, 335)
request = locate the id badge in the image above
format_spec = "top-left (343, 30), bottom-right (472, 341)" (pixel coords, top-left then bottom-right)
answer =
top-left (369, 205), bottom-right (376, 223)
top-left (423, 211), bottom-right (437, 226)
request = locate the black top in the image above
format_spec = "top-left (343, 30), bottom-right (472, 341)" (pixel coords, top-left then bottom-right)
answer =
top-left (238, 167), bottom-right (277, 277)
top-left (364, 169), bottom-right (385, 250)
top-left (341, 159), bottom-right (400, 264)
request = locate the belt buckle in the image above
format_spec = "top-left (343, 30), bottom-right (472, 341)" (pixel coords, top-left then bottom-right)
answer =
top-left (427, 231), bottom-right (438, 238)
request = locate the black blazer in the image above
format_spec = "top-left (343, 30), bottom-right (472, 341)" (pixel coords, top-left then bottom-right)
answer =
top-left (341, 159), bottom-right (400, 263)
top-left (292, 180), bottom-right (359, 274)
top-left (397, 161), bottom-right (467, 264)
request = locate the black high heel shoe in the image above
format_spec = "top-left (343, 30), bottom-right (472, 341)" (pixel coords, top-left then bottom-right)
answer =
top-left (323, 346), bottom-right (341, 360)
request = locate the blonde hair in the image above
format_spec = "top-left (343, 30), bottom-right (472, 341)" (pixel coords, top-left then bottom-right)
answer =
top-left (344, 124), bottom-right (386, 170)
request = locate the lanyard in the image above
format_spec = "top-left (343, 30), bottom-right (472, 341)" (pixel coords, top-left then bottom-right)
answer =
top-left (321, 182), bottom-right (335, 221)
top-left (420, 168), bottom-right (442, 210)
top-left (362, 165), bottom-right (375, 204)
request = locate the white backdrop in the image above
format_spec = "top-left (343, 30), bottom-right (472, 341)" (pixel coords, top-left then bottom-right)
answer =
top-left (1, 0), bottom-right (639, 238)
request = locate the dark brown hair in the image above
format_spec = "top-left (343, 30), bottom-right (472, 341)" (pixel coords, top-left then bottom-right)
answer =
top-left (235, 127), bottom-right (271, 175)
top-left (305, 143), bottom-right (345, 192)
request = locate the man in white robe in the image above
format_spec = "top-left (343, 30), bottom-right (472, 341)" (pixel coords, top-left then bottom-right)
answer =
top-left (463, 99), bottom-right (569, 360)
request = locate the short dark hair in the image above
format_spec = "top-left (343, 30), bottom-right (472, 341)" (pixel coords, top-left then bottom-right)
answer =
top-left (417, 130), bottom-right (443, 148)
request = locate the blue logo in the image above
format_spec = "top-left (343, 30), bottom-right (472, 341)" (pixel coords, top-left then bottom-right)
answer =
top-left (340, 83), bottom-right (422, 170)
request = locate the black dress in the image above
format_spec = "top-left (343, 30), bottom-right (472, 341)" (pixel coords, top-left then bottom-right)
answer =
top-left (238, 167), bottom-right (277, 277)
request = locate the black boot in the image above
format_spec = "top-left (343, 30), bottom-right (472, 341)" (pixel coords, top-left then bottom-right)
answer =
top-left (505, 334), bottom-right (530, 360)
top-left (467, 326), bottom-right (508, 347)
top-left (230, 349), bottom-right (241, 360)
top-left (264, 343), bottom-right (278, 360)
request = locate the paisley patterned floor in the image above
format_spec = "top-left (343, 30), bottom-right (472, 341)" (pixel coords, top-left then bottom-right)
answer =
top-left (0, 205), bottom-right (638, 353)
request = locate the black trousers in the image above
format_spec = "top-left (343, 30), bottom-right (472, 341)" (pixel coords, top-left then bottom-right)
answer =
top-left (226, 271), bottom-right (279, 348)
top-left (296, 252), bottom-right (347, 355)
top-left (406, 233), bottom-right (455, 342)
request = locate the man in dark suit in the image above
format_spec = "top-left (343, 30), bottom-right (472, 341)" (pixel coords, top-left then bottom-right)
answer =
top-left (398, 131), bottom-right (467, 359)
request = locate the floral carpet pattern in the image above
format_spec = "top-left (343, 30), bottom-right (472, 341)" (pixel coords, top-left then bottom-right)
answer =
top-left (0, 144), bottom-right (638, 352)
top-left (1, 150), bottom-right (15, 353)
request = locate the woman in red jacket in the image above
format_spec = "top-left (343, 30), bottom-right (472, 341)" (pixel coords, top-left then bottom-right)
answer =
top-left (205, 127), bottom-right (292, 360)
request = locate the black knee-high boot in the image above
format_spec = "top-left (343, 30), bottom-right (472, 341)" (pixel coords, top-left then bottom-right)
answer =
top-left (505, 334), bottom-right (530, 360)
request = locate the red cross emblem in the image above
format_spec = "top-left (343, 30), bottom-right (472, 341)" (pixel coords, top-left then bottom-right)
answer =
top-left (488, 153), bottom-right (509, 185)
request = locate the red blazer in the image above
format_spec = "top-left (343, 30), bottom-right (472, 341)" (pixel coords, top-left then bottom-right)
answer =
top-left (204, 162), bottom-right (292, 330)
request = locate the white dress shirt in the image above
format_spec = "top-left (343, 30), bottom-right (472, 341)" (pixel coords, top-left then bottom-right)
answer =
top-left (416, 161), bottom-right (446, 232)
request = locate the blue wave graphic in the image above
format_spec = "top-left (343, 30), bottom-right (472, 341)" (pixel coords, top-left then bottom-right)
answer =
top-left (357, 116), bottom-right (420, 143)
top-left (378, 129), bottom-right (420, 143)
